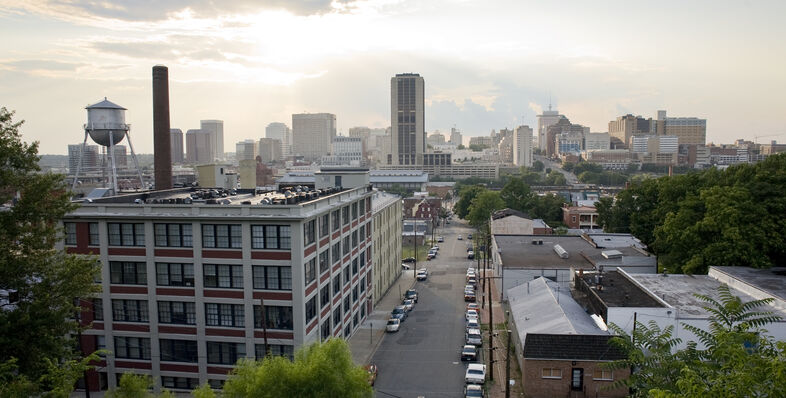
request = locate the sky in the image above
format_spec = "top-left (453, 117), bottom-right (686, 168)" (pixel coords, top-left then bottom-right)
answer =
top-left (1, 0), bottom-right (785, 155)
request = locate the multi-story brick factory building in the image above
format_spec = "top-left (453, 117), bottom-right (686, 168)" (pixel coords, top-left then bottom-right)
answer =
top-left (63, 171), bottom-right (375, 392)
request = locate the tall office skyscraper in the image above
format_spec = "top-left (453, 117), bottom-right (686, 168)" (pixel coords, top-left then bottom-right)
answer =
top-left (513, 125), bottom-right (533, 167)
top-left (68, 143), bottom-right (99, 174)
top-left (536, 104), bottom-right (563, 151)
top-left (235, 139), bottom-right (258, 162)
top-left (292, 113), bottom-right (336, 160)
top-left (450, 127), bottom-right (463, 146)
top-left (185, 129), bottom-right (211, 164)
top-left (266, 122), bottom-right (291, 157)
top-left (170, 128), bottom-right (184, 163)
top-left (200, 120), bottom-right (224, 161)
top-left (390, 73), bottom-right (425, 165)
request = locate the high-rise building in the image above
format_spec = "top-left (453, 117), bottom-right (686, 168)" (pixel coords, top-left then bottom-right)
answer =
top-left (584, 133), bottom-right (610, 151)
top-left (390, 73), bottom-right (425, 165)
top-left (68, 143), bottom-right (99, 174)
top-left (200, 120), bottom-right (224, 161)
top-left (258, 138), bottom-right (282, 163)
top-left (266, 122), bottom-right (292, 157)
top-left (170, 129), bottom-right (184, 164)
top-left (498, 134), bottom-right (513, 164)
top-left (235, 139), bottom-right (258, 162)
top-left (536, 104), bottom-right (564, 151)
top-left (185, 129), bottom-right (212, 164)
top-left (348, 127), bottom-right (371, 159)
top-left (546, 118), bottom-right (586, 157)
top-left (322, 137), bottom-right (363, 166)
top-left (608, 114), bottom-right (656, 149)
top-left (450, 127), bottom-right (463, 146)
top-left (427, 131), bottom-right (446, 146)
top-left (292, 113), bottom-right (336, 161)
top-left (513, 125), bottom-right (533, 167)
top-left (663, 112), bottom-right (706, 145)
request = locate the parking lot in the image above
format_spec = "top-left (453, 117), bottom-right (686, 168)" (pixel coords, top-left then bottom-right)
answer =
top-left (369, 220), bottom-right (482, 397)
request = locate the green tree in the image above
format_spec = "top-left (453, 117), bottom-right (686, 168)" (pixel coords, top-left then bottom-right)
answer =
top-left (222, 339), bottom-right (371, 398)
top-left (531, 160), bottom-right (545, 172)
top-left (562, 162), bottom-right (575, 172)
top-left (466, 191), bottom-right (504, 228)
top-left (529, 193), bottom-right (566, 224)
top-left (107, 373), bottom-right (174, 398)
top-left (454, 185), bottom-right (485, 219)
top-left (468, 144), bottom-right (487, 152)
top-left (457, 144), bottom-right (466, 150)
top-left (544, 170), bottom-right (567, 185)
top-left (0, 108), bottom-right (101, 390)
top-left (499, 178), bottom-right (533, 212)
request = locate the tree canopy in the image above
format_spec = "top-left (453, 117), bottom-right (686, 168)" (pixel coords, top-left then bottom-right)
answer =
top-left (0, 107), bottom-right (101, 393)
top-left (605, 285), bottom-right (786, 397)
top-left (597, 153), bottom-right (786, 274)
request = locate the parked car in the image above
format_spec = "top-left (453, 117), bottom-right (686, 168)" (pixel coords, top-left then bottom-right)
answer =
top-left (402, 298), bottom-right (415, 311)
top-left (464, 384), bottom-right (484, 397)
top-left (467, 277), bottom-right (477, 286)
top-left (467, 267), bottom-right (476, 274)
top-left (465, 363), bottom-right (487, 384)
top-left (427, 252), bottom-right (436, 260)
top-left (466, 303), bottom-right (479, 312)
top-left (365, 364), bottom-right (378, 386)
top-left (464, 291), bottom-right (476, 302)
top-left (437, 236), bottom-right (444, 242)
top-left (465, 309), bottom-right (479, 321)
top-left (461, 344), bottom-right (477, 361)
top-left (467, 251), bottom-right (475, 260)
top-left (466, 318), bottom-right (480, 330)
top-left (386, 318), bottom-right (400, 332)
top-left (431, 245), bottom-right (439, 251)
top-left (466, 328), bottom-right (483, 346)
top-left (391, 306), bottom-right (408, 321)
top-left (468, 233), bottom-right (473, 240)
top-left (401, 263), bottom-right (411, 270)
top-left (458, 234), bottom-right (463, 240)
top-left (403, 257), bottom-right (416, 263)
top-left (404, 288), bottom-right (418, 303)
top-left (416, 268), bottom-right (428, 281)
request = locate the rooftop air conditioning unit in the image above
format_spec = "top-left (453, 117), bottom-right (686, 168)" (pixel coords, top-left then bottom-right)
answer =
top-left (553, 244), bottom-right (569, 259)
top-left (602, 250), bottom-right (623, 259)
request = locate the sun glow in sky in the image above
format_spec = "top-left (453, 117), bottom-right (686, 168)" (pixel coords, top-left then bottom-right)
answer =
top-left (1, 0), bottom-right (785, 154)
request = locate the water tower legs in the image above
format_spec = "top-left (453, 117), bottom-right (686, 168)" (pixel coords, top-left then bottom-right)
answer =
top-left (125, 130), bottom-right (146, 190)
top-left (71, 131), bottom-right (90, 192)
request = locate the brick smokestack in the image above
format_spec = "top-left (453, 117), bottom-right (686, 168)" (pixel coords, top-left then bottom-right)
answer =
top-left (153, 65), bottom-right (172, 190)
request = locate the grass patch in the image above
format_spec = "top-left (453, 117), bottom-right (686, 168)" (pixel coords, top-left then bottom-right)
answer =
top-left (401, 243), bottom-right (433, 263)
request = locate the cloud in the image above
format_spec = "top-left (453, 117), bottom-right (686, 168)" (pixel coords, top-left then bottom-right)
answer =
top-left (528, 101), bottom-right (542, 115)
top-left (2, 0), bottom-right (355, 22)
top-left (1, 59), bottom-right (84, 71)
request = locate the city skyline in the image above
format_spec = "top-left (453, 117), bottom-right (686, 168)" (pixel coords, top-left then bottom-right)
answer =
top-left (2, 0), bottom-right (785, 154)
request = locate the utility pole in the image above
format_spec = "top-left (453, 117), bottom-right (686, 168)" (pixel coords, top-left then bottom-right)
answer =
top-left (505, 326), bottom-right (512, 398)
top-left (488, 270), bottom-right (494, 381)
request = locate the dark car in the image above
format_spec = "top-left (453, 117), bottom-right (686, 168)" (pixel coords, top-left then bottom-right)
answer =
top-left (402, 257), bottom-right (416, 263)
top-left (468, 233), bottom-right (473, 239)
top-left (461, 345), bottom-right (477, 361)
top-left (404, 289), bottom-right (418, 303)
top-left (391, 306), bottom-right (408, 321)
top-left (464, 291), bottom-right (477, 302)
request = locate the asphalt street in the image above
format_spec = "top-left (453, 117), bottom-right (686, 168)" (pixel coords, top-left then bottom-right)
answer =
top-left (371, 220), bottom-right (476, 398)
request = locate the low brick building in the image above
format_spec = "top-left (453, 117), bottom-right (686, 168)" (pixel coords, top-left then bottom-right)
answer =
top-left (562, 205), bottom-right (599, 230)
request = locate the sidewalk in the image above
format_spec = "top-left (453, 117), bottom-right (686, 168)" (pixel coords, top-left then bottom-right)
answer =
top-left (349, 269), bottom-right (415, 365)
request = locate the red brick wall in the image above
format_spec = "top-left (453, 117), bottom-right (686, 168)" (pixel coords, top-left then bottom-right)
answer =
top-left (521, 359), bottom-right (629, 398)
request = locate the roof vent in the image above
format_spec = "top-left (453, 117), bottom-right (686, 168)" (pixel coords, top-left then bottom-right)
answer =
top-left (601, 250), bottom-right (623, 259)
top-left (553, 244), bottom-right (569, 259)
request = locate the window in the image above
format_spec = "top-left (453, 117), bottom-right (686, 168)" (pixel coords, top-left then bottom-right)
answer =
top-left (161, 376), bottom-right (199, 390)
top-left (95, 335), bottom-right (106, 354)
top-left (251, 225), bottom-right (291, 250)
top-left (304, 219), bottom-right (316, 246)
top-left (320, 285), bottom-right (330, 308)
top-left (253, 305), bottom-right (293, 330)
top-left (114, 336), bottom-right (151, 360)
top-left (352, 258), bottom-right (358, 275)
top-left (351, 202), bottom-right (358, 220)
top-left (158, 301), bottom-right (196, 325)
top-left (205, 303), bottom-right (245, 327)
top-left (252, 266), bottom-right (292, 290)
top-left (342, 266), bottom-right (350, 286)
top-left (542, 368), bottom-right (562, 379)
top-left (342, 206), bottom-right (349, 226)
top-left (154, 223), bottom-right (193, 247)
top-left (304, 258), bottom-right (316, 285)
top-left (108, 223), bottom-right (145, 246)
top-left (318, 250), bottom-right (329, 274)
top-left (593, 369), bottom-right (613, 381)
top-left (352, 286), bottom-right (358, 303)
top-left (361, 303), bottom-right (365, 319)
top-left (571, 368), bottom-right (583, 390)
top-left (331, 243), bottom-right (341, 264)
top-left (352, 230), bottom-right (358, 247)
top-left (203, 264), bottom-right (243, 289)
top-left (343, 296), bottom-right (350, 312)
top-left (320, 319), bottom-right (331, 341)
top-left (255, 344), bottom-right (294, 360)
top-left (207, 380), bottom-right (225, 389)
top-left (344, 324), bottom-right (351, 338)
top-left (366, 222), bottom-right (371, 238)
top-left (202, 224), bottom-right (242, 249)
top-left (353, 312), bottom-right (359, 327)
top-left (305, 296), bottom-right (317, 323)
top-left (92, 298), bottom-right (104, 321)
top-left (342, 236), bottom-right (350, 255)
top-left (207, 342), bottom-right (245, 365)
top-left (88, 222), bottom-right (99, 245)
top-left (332, 276), bottom-right (341, 296)
top-left (360, 251), bottom-right (366, 269)
top-left (110, 262), bottom-right (147, 285)
top-left (63, 222), bottom-right (76, 246)
top-left (359, 277), bottom-right (365, 293)
top-left (159, 339), bottom-right (198, 363)
top-left (366, 197), bottom-right (371, 214)
top-left (156, 263), bottom-right (194, 287)
top-left (333, 308), bottom-right (341, 327)
top-left (112, 299), bottom-right (149, 322)
top-left (359, 198), bottom-right (365, 214)
top-left (359, 225), bottom-right (365, 241)
top-left (319, 214), bottom-right (329, 238)
top-left (331, 210), bottom-right (340, 232)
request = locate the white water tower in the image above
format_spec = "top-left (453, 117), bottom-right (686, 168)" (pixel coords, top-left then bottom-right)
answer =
top-left (71, 98), bottom-right (145, 194)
